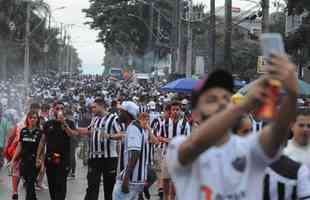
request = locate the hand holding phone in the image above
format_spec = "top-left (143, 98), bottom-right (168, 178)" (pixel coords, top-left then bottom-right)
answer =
top-left (261, 33), bottom-right (285, 59)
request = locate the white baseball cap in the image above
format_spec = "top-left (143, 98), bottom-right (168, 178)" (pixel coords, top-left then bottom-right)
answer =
top-left (148, 101), bottom-right (156, 110)
top-left (120, 101), bottom-right (139, 119)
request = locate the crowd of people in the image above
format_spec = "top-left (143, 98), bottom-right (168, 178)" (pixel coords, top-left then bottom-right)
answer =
top-left (0, 54), bottom-right (310, 200)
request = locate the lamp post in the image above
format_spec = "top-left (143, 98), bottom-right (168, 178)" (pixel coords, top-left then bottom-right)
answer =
top-left (23, 0), bottom-right (31, 95)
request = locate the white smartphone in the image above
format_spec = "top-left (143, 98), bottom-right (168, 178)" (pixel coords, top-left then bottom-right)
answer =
top-left (260, 33), bottom-right (285, 59)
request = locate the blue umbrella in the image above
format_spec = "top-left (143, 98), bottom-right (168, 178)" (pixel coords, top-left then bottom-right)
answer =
top-left (234, 80), bottom-right (247, 87)
top-left (161, 78), bottom-right (247, 93)
top-left (160, 78), bottom-right (198, 93)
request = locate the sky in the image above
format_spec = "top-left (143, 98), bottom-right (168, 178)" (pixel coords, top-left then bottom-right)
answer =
top-left (45, 0), bottom-right (263, 74)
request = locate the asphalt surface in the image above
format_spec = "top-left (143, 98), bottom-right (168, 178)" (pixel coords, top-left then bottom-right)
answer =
top-left (0, 153), bottom-right (159, 200)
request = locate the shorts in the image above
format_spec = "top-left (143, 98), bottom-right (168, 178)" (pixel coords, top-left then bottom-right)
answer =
top-left (12, 160), bottom-right (21, 177)
top-left (161, 157), bottom-right (170, 179)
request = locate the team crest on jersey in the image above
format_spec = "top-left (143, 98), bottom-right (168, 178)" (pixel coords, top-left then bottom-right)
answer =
top-left (231, 156), bottom-right (246, 173)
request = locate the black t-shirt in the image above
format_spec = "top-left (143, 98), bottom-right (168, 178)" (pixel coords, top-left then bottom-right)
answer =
top-left (43, 119), bottom-right (75, 165)
top-left (20, 127), bottom-right (42, 162)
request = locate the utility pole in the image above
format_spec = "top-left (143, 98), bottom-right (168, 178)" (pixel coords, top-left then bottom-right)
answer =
top-left (66, 35), bottom-right (70, 74)
top-left (58, 23), bottom-right (63, 74)
top-left (209, 0), bottom-right (216, 73)
top-left (171, 0), bottom-right (178, 74)
top-left (156, 9), bottom-right (161, 79)
top-left (63, 27), bottom-right (67, 72)
top-left (176, 0), bottom-right (182, 74)
top-left (224, 0), bottom-right (232, 72)
top-left (262, 0), bottom-right (270, 32)
top-left (186, 0), bottom-right (193, 78)
top-left (147, 1), bottom-right (154, 73)
top-left (24, 1), bottom-right (31, 93)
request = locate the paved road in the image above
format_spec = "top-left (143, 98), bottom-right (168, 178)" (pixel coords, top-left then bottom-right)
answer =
top-left (0, 158), bottom-right (105, 200)
top-left (0, 157), bottom-right (159, 200)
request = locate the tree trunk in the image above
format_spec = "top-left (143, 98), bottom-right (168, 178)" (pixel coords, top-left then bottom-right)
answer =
top-left (208, 0), bottom-right (216, 73)
top-left (262, 0), bottom-right (270, 33)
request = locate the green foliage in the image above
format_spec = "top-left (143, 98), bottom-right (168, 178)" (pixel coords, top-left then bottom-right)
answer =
top-left (0, 1), bottom-right (81, 77)
top-left (83, 0), bottom-right (173, 56)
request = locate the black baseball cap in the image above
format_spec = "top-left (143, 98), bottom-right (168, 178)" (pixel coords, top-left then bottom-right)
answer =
top-left (191, 69), bottom-right (234, 108)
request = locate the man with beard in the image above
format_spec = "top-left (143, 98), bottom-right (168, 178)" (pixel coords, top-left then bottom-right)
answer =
top-left (36, 101), bottom-right (77, 200)
top-left (167, 54), bottom-right (298, 200)
top-left (77, 98), bottom-right (124, 200)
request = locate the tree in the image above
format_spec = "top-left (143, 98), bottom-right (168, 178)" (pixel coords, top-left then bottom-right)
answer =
top-left (0, 0), bottom-right (81, 78)
top-left (83, 0), bottom-right (174, 71)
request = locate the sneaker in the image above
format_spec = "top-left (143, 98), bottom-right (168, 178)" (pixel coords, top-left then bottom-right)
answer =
top-left (12, 193), bottom-right (18, 200)
top-left (144, 188), bottom-right (151, 199)
top-left (158, 188), bottom-right (163, 200)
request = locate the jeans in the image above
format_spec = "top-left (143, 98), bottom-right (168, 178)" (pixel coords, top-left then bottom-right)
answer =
top-left (112, 180), bottom-right (142, 200)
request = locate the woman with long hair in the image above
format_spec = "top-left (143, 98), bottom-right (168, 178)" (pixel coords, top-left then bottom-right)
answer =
top-left (11, 111), bottom-right (42, 200)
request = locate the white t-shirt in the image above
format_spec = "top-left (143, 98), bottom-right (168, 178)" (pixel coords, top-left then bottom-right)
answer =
top-left (284, 140), bottom-right (310, 169)
top-left (118, 122), bottom-right (150, 186)
top-left (167, 134), bottom-right (281, 200)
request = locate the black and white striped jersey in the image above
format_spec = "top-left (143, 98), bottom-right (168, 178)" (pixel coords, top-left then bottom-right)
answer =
top-left (139, 104), bottom-right (149, 113)
top-left (159, 117), bottom-right (191, 153)
top-left (151, 117), bottom-right (161, 135)
top-left (149, 111), bottom-right (160, 126)
top-left (101, 113), bottom-right (124, 158)
top-left (88, 116), bottom-right (106, 159)
top-left (118, 121), bottom-right (150, 185)
top-left (264, 155), bottom-right (310, 200)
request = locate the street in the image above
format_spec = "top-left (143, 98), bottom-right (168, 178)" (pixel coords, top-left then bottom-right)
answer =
top-left (0, 155), bottom-right (104, 200)
top-left (0, 151), bottom-right (159, 200)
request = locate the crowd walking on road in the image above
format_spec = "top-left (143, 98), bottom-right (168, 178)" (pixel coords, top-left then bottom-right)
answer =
top-left (1, 54), bottom-right (310, 200)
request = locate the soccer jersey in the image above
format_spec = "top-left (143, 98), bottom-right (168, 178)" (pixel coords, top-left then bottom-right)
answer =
top-left (264, 155), bottom-right (310, 200)
top-left (167, 133), bottom-right (281, 200)
top-left (118, 121), bottom-right (150, 185)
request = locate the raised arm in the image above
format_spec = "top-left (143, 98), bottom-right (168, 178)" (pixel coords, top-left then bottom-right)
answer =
top-left (178, 105), bottom-right (247, 165)
top-left (259, 55), bottom-right (298, 157)
top-left (178, 78), bottom-right (271, 166)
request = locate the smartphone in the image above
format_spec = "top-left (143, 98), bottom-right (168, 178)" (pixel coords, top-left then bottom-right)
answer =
top-left (260, 33), bottom-right (285, 59)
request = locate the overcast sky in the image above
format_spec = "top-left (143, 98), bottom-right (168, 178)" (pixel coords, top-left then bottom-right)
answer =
top-left (45, 0), bottom-right (264, 74)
